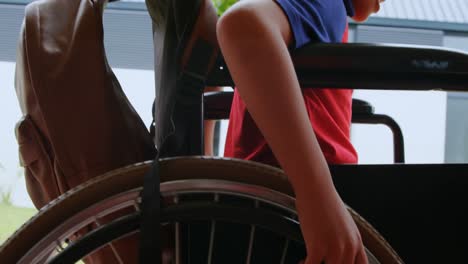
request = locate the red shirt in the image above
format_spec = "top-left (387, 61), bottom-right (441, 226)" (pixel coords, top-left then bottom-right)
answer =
top-left (224, 27), bottom-right (358, 166)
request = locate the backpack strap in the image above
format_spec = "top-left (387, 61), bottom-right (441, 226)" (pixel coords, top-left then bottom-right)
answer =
top-left (139, 0), bottom-right (219, 262)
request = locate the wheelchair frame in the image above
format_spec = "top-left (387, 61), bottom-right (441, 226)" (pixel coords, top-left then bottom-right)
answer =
top-left (152, 4), bottom-right (468, 261)
top-left (203, 92), bottom-right (406, 163)
top-left (192, 45), bottom-right (468, 263)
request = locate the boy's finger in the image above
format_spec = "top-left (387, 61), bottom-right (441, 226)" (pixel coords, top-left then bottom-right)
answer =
top-left (341, 247), bottom-right (357, 264)
top-left (354, 247), bottom-right (369, 264)
top-left (322, 248), bottom-right (344, 264)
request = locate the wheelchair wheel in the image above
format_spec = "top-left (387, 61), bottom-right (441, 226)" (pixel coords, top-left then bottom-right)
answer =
top-left (0, 157), bottom-right (402, 263)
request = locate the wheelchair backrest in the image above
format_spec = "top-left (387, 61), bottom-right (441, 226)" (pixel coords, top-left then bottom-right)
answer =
top-left (148, 0), bottom-right (219, 157)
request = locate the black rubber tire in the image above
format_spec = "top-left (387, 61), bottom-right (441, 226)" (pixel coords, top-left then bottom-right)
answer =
top-left (0, 156), bottom-right (403, 263)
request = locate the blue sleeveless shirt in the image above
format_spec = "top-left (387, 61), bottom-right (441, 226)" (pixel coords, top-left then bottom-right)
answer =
top-left (275, 0), bottom-right (355, 48)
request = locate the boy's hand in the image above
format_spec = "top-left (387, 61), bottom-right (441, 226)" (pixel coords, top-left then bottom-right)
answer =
top-left (296, 190), bottom-right (368, 264)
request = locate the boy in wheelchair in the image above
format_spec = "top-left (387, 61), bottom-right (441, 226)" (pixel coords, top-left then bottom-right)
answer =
top-left (215, 0), bottom-right (383, 263)
top-left (7, 0), bottom-right (468, 261)
top-left (5, 0), bottom-right (386, 263)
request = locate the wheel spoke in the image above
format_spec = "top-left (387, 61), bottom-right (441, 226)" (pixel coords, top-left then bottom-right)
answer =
top-left (174, 195), bottom-right (181, 264)
top-left (246, 200), bottom-right (260, 264)
top-left (208, 194), bottom-right (220, 264)
top-left (280, 239), bottom-right (290, 264)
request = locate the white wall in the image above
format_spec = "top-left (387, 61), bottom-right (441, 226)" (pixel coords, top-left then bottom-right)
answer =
top-left (0, 61), bottom-right (28, 207)
top-left (112, 68), bottom-right (155, 128)
top-left (351, 90), bottom-right (447, 164)
top-left (444, 34), bottom-right (468, 51)
top-left (443, 34), bottom-right (468, 163)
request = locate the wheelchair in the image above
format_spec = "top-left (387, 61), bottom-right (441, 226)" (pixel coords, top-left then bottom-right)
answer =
top-left (1, 0), bottom-right (468, 263)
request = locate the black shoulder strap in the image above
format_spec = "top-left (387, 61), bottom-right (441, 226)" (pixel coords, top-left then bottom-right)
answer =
top-left (138, 154), bottom-right (161, 264)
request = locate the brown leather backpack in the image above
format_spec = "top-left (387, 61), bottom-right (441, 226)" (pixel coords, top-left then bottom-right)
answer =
top-left (14, 0), bottom-right (155, 262)
top-left (15, 0), bottom-right (155, 209)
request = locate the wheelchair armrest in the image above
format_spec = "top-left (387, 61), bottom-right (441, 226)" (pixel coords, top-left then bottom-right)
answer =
top-left (350, 98), bottom-right (374, 115)
top-left (207, 43), bottom-right (468, 92)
